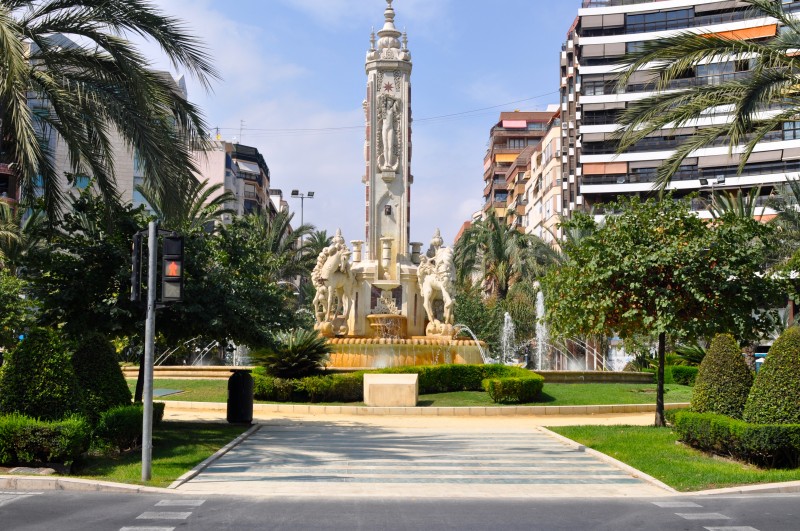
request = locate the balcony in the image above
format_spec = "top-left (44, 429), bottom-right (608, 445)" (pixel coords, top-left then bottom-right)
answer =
top-left (581, 9), bottom-right (757, 37)
top-left (582, 130), bottom-right (784, 156)
top-left (582, 71), bottom-right (752, 97)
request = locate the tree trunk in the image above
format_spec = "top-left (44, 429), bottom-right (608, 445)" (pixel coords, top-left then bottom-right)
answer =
top-left (655, 331), bottom-right (666, 427)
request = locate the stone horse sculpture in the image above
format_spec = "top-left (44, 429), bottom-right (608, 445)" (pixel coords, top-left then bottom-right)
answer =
top-left (312, 242), bottom-right (356, 336)
top-left (417, 246), bottom-right (456, 337)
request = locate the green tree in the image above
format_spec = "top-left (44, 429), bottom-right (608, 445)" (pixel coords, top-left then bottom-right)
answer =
top-left (23, 191), bottom-right (144, 340)
top-left (135, 177), bottom-right (235, 233)
top-left (0, 269), bottom-right (35, 350)
top-left (454, 213), bottom-right (557, 299)
top-left (0, 0), bottom-right (217, 219)
top-left (616, 0), bottom-right (798, 190)
top-left (543, 195), bottom-right (783, 425)
top-left (250, 329), bottom-right (332, 379)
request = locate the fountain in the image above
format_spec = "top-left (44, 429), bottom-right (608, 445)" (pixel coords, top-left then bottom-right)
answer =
top-left (311, 2), bottom-right (484, 369)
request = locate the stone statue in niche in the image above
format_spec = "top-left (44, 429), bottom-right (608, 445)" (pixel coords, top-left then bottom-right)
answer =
top-left (377, 93), bottom-right (401, 172)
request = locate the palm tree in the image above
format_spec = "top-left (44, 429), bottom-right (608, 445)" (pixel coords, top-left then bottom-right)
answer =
top-left (454, 213), bottom-right (558, 299)
top-left (0, 0), bottom-right (218, 220)
top-left (136, 177), bottom-right (235, 233)
top-left (708, 187), bottom-right (762, 219)
top-left (615, 0), bottom-right (798, 190)
top-left (0, 202), bottom-right (44, 275)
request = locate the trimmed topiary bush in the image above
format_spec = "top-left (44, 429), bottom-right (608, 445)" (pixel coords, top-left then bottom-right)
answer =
top-left (72, 333), bottom-right (132, 423)
top-left (250, 329), bottom-right (332, 379)
top-left (482, 375), bottom-right (545, 404)
top-left (94, 403), bottom-right (165, 453)
top-left (744, 326), bottom-right (800, 424)
top-left (691, 333), bottom-right (753, 419)
top-left (0, 414), bottom-right (91, 466)
top-left (0, 328), bottom-right (85, 421)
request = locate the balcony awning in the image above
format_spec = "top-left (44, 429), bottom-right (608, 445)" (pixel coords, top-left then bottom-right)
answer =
top-left (502, 120), bottom-right (527, 129)
top-left (495, 153), bottom-right (519, 164)
top-left (236, 160), bottom-right (260, 174)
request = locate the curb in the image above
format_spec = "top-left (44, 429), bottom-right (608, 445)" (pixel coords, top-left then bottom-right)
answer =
top-left (0, 475), bottom-right (171, 494)
top-left (168, 424), bottom-right (261, 489)
top-left (690, 480), bottom-right (800, 496)
top-left (164, 400), bottom-right (691, 417)
top-left (536, 426), bottom-right (679, 495)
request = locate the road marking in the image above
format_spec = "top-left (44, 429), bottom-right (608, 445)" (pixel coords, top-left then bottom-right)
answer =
top-left (653, 501), bottom-right (703, 508)
top-left (155, 500), bottom-right (205, 507)
top-left (704, 528), bottom-right (760, 531)
top-left (676, 513), bottom-right (731, 520)
top-left (120, 528), bottom-right (175, 531)
top-left (136, 512), bottom-right (192, 520)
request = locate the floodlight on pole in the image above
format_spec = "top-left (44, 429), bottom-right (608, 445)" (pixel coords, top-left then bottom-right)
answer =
top-left (290, 190), bottom-right (314, 227)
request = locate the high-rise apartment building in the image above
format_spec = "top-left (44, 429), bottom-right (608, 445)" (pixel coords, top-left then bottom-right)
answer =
top-left (567, 0), bottom-right (800, 214)
top-left (482, 111), bottom-right (553, 220)
top-left (526, 115), bottom-right (564, 246)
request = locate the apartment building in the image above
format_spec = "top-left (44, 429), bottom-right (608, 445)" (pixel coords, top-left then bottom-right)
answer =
top-left (525, 116), bottom-right (564, 246)
top-left (568, 0), bottom-right (800, 215)
top-left (193, 141), bottom-right (275, 221)
top-left (482, 111), bottom-right (553, 219)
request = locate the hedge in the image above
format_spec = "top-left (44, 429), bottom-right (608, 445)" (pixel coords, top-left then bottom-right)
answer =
top-left (670, 366), bottom-right (698, 386)
top-left (0, 414), bottom-right (91, 466)
top-left (482, 375), bottom-right (545, 404)
top-left (252, 364), bottom-right (540, 403)
top-left (94, 403), bottom-right (165, 453)
top-left (673, 410), bottom-right (800, 468)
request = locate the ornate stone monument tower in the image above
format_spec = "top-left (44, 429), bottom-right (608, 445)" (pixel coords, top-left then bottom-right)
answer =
top-left (362, 0), bottom-right (413, 268)
top-left (312, 1), bottom-right (466, 352)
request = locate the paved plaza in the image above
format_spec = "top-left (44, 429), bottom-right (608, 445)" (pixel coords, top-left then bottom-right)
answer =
top-left (174, 414), bottom-right (670, 499)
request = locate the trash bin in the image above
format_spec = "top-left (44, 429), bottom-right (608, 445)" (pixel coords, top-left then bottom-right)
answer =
top-left (227, 369), bottom-right (253, 424)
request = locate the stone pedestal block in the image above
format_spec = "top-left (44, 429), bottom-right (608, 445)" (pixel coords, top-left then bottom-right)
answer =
top-left (363, 373), bottom-right (418, 407)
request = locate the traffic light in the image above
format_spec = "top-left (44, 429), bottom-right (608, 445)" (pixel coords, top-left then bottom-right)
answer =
top-left (161, 235), bottom-right (184, 302)
top-left (130, 232), bottom-right (143, 302)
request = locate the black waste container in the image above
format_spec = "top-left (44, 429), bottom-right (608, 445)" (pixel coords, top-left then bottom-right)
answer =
top-left (227, 369), bottom-right (253, 424)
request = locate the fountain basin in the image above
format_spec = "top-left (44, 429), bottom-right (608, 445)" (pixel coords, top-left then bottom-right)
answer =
top-left (366, 314), bottom-right (407, 339)
top-left (325, 338), bottom-right (485, 369)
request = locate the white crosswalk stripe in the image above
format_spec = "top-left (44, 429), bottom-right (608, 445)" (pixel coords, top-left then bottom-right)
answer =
top-left (676, 513), bottom-right (731, 520)
top-left (652, 501), bottom-right (702, 508)
top-left (704, 528), bottom-right (760, 531)
top-left (136, 512), bottom-right (192, 520)
top-left (155, 499), bottom-right (205, 507)
top-left (120, 528), bottom-right (176, 531)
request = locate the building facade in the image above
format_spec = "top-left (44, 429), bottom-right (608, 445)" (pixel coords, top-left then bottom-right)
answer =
top-left (482, 111), bottom-right (553, 220)
top-left (570, 0), bottom-right (800, 215)
top-left (526, 115), bottom-right (564, 246)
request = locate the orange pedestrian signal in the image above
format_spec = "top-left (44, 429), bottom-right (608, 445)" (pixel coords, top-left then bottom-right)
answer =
top-left (161, 235), bottom-right (184, 302)
top-left (165, 260), bottom-right (181, 277)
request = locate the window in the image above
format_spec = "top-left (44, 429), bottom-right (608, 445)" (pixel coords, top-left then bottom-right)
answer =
top-left (507, 138), bottom-right (528, 149)
top-left (627, 8), bottom-right (693, 33)
top-left (494, 192), bottom-right (508, 203)
top-left (784, 121), bottom-right (800, 140)
top-left (72, 175), bottom-right (90, 189)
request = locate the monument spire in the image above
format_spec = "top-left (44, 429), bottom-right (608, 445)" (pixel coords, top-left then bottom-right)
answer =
top-left (377, 0), bottom-right (401, 50)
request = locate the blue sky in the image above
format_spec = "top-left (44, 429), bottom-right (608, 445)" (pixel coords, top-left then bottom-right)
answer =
top-left (144, 0), bottom-right (582, 244)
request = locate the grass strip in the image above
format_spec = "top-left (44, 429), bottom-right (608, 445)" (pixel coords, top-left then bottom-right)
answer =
top-left (129, 379), bottom-right (693, 406)
top-left (74, 421), bottom-right (246, 488)
top-left (549, 425), bottom-right (800, 492)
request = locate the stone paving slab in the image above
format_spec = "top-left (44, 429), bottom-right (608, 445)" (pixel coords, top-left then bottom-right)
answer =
top-left (175, 419), bottom-right (672, 498)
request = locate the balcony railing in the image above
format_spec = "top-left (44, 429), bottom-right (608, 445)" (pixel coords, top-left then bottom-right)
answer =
top-left (582, 71), bottom-right (751, 97)
top-left (582, 130), bottom-right (784, 155)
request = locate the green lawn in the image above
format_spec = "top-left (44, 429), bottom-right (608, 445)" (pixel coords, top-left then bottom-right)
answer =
top-left (549, 425), bottom-right (800, 492)
top-left (131, 379), bottom-right (693, 406)
top-left (75, 421), bottom-right (246, 488)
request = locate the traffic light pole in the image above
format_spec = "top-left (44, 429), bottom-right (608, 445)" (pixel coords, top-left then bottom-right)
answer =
top-left (142, 220), bottom-right (157, 481)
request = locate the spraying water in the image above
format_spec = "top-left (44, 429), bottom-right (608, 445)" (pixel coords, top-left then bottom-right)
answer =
top-left (454, 324), bottom-right (493, 364)
top-left (500, 312), bottom-right (517, 365)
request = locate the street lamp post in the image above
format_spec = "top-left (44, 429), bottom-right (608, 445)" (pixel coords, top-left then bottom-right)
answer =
top-left (290, 190), bottom-right (314, 226)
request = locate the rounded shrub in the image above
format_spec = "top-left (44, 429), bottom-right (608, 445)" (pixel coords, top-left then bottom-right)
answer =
top-left (72, 333), bottom-right (132, 422)
top-left (691, 333), bottom-right (752, 419)
top-left (0, 328), bottom-right (85, 421)
top-left (744, 326), bottom-right (800, 424)
top-left (481, 375), bottom-right (544, 404)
